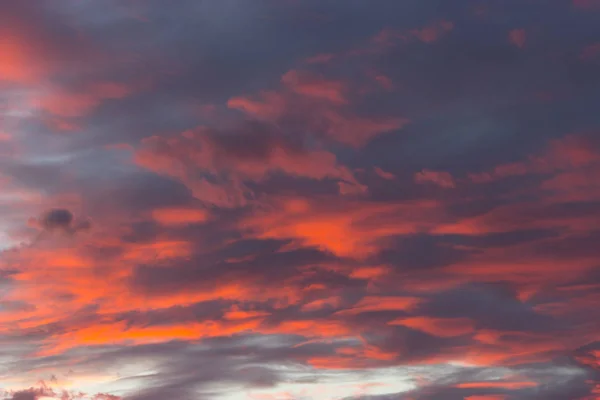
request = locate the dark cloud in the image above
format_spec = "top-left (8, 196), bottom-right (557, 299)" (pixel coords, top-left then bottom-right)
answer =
top-left (5, 386), bottom-right (55, 400)
top-left (37, 208), bottom-right (91, 235)
top-left (130, 243), bottom-right (335, 296)
top-left (40, 208), bottom-right (74, 231)
top-left (375, 234), bottom-right (476, 271)
top-left (205, 120), bottom-right (307, 162)
top-left (421, 283), bottom-right (560, 333)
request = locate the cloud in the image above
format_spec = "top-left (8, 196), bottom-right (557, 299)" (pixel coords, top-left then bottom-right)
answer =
top-left (508, 29), bottom-right (527, 49)
top-left (374, 167), bottom-right (395, 180)
top-left (0, 2), bottom-right (97, 84)
top-left (580, 42), bottom-right (600, 60)
top-left (1, 1), bottom-right (600, 399)
top-left (281, 70), bottom-right (348, 104)
top-left (135, 121), bottom-right (367, 206)
top-left (240, 196), bottom-right (444, 258)
top-left (414, 169), bottom-right (456, 188)
top-left (227, 69), bottom-right (408, 148)
top-left (410, 20), bottom-right (454, 44)
top-left (34, 82), bottom-right (134, 118)
top-left (573, 0), bottom-right (600, 10)
top-left (39, 209), bottom-right (73, 231)
top-left (34, 208), bottom-right (91, 235)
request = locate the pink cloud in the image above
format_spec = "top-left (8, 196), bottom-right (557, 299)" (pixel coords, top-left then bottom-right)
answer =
top-left (414, 169), bottom-right (456, 188)
top-left (135, 127), bottom-right (366, 206)
top-left (509, 29), bottom-right (527, 48)
top-left (411, 20), bottom-right (454, 43)
top-left (573, 0), bottom-right (600, 9)
top-left (468, 134), bottom-right (600, 184)
top-left (374, 167), bottom-right (395, 180)
top-left (34, 82), bottom-right (134, 117)
top-left (281, 70), bottom-right (348, 104)
top-left (228, 69), bottom-right (407, 148)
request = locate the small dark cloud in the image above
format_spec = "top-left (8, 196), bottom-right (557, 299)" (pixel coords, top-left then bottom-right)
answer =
top-left (40, 208), bottom-right (73, 231)
top-left (37, 208), bottom-right (91, 235)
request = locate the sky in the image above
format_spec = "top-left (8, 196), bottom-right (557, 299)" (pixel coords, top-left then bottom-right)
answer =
top-left (0, 0), bottom-right (599, 399)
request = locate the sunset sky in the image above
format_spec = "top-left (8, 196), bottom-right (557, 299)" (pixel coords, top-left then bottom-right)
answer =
top-left (1, 1), bottom-right (600, 399)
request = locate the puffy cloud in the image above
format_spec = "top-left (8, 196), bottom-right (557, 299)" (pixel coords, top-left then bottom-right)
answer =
top-left (135, 121), bottom-right (367, 206)
top-left (227, 69), bottom-right (408, 148)
top-left (508, 29), bottom-right (527, 49)
top-left (39, 209), bottom-right (73, 231)
top-left (34, 208), bottom-right (91, 235)
top-left (414, 169), bottom-right (456, 188)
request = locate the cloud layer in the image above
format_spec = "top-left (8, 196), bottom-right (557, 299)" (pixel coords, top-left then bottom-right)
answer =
top-left (1, 1), bottom-right (599, 399)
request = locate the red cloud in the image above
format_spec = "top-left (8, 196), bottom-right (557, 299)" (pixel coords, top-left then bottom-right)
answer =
top-left (151, 207), bottom-right (209, 226)
top-left (240, 196), bottom-right (443, 258)
top-left (457, 381), bottom-right (537, 389)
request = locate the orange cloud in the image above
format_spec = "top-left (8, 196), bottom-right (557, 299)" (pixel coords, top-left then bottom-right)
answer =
top-left (37, 318), bottom-right (264, 357)
top-left (0, 35), bottom-right (43, 83)
top-left (457, 381), bottom-right (537, 389)
top-left (2, 6), bottom-right (599, 398)
top-left (241, 196), bottom-right (443, 258)
top-left (151, 207), bottom-right (209, 226)
top-left (301, 296), bottom-right (343, 312)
